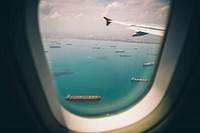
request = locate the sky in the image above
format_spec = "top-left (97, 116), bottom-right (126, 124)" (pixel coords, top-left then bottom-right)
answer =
top-left (39, 0), bottom-right (170, 39)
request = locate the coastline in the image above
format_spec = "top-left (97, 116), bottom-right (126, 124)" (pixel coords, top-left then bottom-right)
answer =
top-left (41, 34), bottom-right (161, 45)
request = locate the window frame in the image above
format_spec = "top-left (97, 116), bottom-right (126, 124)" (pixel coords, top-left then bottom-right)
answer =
top-left (23, 0), bottom-right (194, 132)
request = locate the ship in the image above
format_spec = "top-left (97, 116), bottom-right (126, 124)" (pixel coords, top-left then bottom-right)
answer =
top-left (143, 62), bottom-right (155, 66)
top-left (131, 77), bottom-right (148, 82)
top-left (49, 45), bottom-right (61, 48)
top-left (115, 50), bottom-right (125, 53)
top-left (120, 54), bottom-right (132, 57)
top-left (147, 53), bottom-right (158, 56)
top-left (92, 46), bottom-right (100, 49)
top-left (55, 42), bottom-right (61, 45)
top-left (65, 94), bottom-right (101, 100)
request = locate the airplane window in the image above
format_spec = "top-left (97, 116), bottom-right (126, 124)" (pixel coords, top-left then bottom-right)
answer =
top-left (38, 0), bottom-right (171, 132)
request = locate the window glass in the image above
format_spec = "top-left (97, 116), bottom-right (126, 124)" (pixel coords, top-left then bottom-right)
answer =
top-left (39, 0), bottom-right (170, 117)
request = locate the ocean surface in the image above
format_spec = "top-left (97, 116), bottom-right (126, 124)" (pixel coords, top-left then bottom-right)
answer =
top-left (42, 38), bottom-right (160, 117)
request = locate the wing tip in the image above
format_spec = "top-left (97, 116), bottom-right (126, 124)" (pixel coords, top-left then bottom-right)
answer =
top-left (103, 17), bottom-right (112, 26)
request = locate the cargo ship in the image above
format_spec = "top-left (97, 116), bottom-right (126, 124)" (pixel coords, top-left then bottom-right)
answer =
top-left (147, 53), bottom-right (158, 56)
top-left (120, 54), bottom-right (132, 57)
top-left (143, 62), bottom-right (155, 66)
top-left (131, 77), bottom-right (148, 82)
top-left (115, 50), bottom-right (125, 53)
top-left (49, 45), bottom-right (61, 48)
top-left (92, 46), bottom-right (100, 49)
top-left (65, 94), bottom-right (101, 100)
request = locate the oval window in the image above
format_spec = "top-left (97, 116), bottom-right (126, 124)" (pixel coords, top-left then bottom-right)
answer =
top-left (39, 0), bottom-right (170, 117)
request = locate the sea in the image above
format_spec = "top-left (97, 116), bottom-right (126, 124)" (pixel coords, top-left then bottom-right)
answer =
top-left (42, 37), bottom-right (160, 117)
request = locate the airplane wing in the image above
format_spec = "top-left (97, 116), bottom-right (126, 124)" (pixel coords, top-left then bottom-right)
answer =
top-left (103, 17), bottom-right (165, 37)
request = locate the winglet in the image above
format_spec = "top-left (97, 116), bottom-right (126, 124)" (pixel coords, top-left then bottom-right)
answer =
top-left (103, 17), bottom-right (112, 26)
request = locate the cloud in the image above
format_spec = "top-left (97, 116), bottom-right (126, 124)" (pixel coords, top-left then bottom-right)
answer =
top-left (50, 11), bottom-right (62, 19)
top-left (74, 13), bottom-right (84, 20)
top-left (39, 0), bottom-right (171, 36)
top-left (101, 1), bottom-right (124, 17)
top-left (39, 0), bottom-right (53, 15)
top-left (107, 1), bottom-right (123, 9)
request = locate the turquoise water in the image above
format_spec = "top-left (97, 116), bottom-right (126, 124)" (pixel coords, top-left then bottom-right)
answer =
top-left (43, 38), bottom-right (160, 117)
